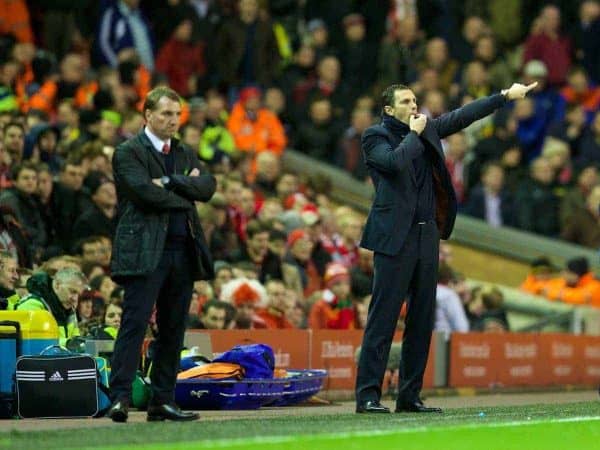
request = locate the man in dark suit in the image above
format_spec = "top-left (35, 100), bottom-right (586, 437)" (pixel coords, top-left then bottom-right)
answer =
top-left (106, 87), bottom-right (216, 423)
top-left (355, 82), bottom-right (537, 414)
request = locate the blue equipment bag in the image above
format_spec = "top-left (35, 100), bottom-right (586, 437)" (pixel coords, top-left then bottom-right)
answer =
top-left (0, 321), bottom-right (20, 418)
top-left (213, 344), bottom-right (275, 379)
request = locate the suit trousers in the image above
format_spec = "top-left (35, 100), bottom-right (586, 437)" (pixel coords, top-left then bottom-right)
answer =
top-left (109, 241), bottom-right (194, 404)
top-left (355, 220), bottom-right (439, 406)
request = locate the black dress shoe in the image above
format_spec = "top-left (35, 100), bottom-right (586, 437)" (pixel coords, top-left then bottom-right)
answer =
top-left (107, 399), bottom-right (129, 423)
top-left (356, 400), bottom-right (391, 414)
top-left (147, 403), bottom-right (199, 422)
top-left (395, 400), bottom-right (442, 413)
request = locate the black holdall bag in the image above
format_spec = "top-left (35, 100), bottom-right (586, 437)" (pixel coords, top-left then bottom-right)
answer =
top-left (15, 345), bottom-right (99, 418)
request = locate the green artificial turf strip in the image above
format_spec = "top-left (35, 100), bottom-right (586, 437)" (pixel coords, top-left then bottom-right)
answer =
top-left (1, 402), bottom-right (599, 450)
top-left (98, 418), bottom-right (600, 450)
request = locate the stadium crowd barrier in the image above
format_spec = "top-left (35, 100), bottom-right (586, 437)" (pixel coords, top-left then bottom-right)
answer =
top-left (187, 330), bottom-right (600, 392)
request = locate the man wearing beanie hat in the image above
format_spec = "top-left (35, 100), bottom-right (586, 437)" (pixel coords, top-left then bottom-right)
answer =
top-left (356, 80), bottom-right (538, 414)
top-left (309, 263), bottom-right (355, 329)
top-left (542, 257), bottom-right (600, 306)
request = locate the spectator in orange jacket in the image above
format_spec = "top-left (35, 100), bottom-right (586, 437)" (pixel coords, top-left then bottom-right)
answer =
top-left (309, 262), bottom-right (355, 329)
top-left (227, 86), bottom-right (287, 162)
top-left (544, 257), bottom-right (600, 306)
top-left (0, 0), bottom-right (33, 43)
top-left (520, 256), bottom-right (559, 296)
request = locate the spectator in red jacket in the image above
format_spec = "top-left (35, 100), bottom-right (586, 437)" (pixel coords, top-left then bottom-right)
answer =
top-left (309, 263), bottom-right (355, 329)
top-left (155, 17), bottom-right (206, 97)
top-left (523, 5), bottom-right (572, 86)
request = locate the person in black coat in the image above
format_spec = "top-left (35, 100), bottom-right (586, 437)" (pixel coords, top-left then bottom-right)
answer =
top-left (463, 161), bottom-right (516, 227)
top-left (71, 172), bottom-right (117, 243)
top-left (355, 81), bottom-right (537, 415)
top-left (106, 87), bottom-right (216, 423)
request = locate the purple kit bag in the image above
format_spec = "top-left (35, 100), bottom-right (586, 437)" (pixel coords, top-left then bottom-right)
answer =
top-left (213, 344), bottom-right (275, 379)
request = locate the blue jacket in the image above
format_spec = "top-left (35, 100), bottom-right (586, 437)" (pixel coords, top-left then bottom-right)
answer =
top-left (360, 94), bottom-right (507, 256)
top-left (95, 1), bottom-right (154, 68)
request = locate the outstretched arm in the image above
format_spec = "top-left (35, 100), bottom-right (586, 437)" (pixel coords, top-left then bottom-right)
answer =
top-left (433, 82), bottom-right (538, 138)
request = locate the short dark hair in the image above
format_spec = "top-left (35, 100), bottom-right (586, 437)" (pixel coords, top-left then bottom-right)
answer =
top-left (142, 86), bottom-right (180, 113)
top-left (3, 121), bottom-right (24, 135)
top-left (11, 161), bottom-right (38, 180)
top-left (481, 160), bottom-right (503, 177)
top-left (202, 299), bottom-right (230, 314)
top-left (381, 84), bottom-right (411, 110)
top-left (246, 219), bottom-right (270, 239)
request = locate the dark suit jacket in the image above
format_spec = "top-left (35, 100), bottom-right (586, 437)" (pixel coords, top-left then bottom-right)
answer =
top-left (110, 131), bottom-right (216, 282)
top-left (360, 94), bottom-right (507, 256)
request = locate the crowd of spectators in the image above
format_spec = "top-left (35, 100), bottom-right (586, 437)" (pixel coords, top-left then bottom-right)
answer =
top-left (0, 0), bottom-right (600, 338)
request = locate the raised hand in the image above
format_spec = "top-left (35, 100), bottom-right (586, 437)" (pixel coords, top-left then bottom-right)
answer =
top-left (409, 114), bottom-right (427, 135)
top-left (503, 82), bottom-right (538, 100)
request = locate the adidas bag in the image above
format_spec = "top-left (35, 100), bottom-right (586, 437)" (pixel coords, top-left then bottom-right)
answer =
top-left (15, 350), bottom-right (99, 418)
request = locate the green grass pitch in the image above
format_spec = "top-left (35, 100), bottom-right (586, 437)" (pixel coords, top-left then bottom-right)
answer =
top-left (1, 401), bottom-right (599, 450)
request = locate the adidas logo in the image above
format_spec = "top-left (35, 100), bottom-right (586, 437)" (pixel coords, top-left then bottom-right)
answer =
top-left (49, 371), bottom-right (63, 381)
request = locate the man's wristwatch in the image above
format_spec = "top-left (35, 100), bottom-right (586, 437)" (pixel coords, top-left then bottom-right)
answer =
top-left (160, 175), bottom-right (171, 188)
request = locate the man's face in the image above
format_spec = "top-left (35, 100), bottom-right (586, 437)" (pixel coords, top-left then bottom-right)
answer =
top-left (182, 126), bottom-right (201, 149)
top-left (213, 268), bottom-right (232, 295)
top-left (290, 236), bottom-right (314, 261)
top-left (15, 168), bottom-right (37, 195)
top-left (98, 119), bottom-right (117, 144)
top-left (224, 181), bottom-right (243, 207)
top-left (145, 96), bottom-right (182, 141)
top-left (266, 282), bottom-right (287, 311)
top-left (0, 257), bottom-right (19, 290)
top-left (98, 238), bottom-right (112, 266)
top-left (276, 174), bottom-right (298, 198)
top-left (54, 279), bottom-right (85, 310)
top-left (341, 216), bottom-right (363, 242)
top-left (239, 0), bottom-right (258, 19)
top-left (92, 182), bottom-right (117, 209)
top-left (310, 100), bottom-right (331, 125)
top-left (82, 241), bottom-right (109, 265)
top-left (38, 130), bottom-right (57, 152)
top-left (256, 154), bottom-right (280, 181)
top-left (240, 189), bottom-right (255, 216)
top-left (482, 166), bottom-right (504, 193)
top-left (3, 125), bottom-right (24, 160)
top-left (202, 306), bottom-right (226, 329)
top-left (386, 89), bottom-right (418, 124)
top-left (532, 159), bottom-right (554, 185)
top-left (248, 231), bottom-right (269, 258)
top-left (99, 276), bottom-right (116, 302)
top-left (60, 164), bottom-right (84, 191)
